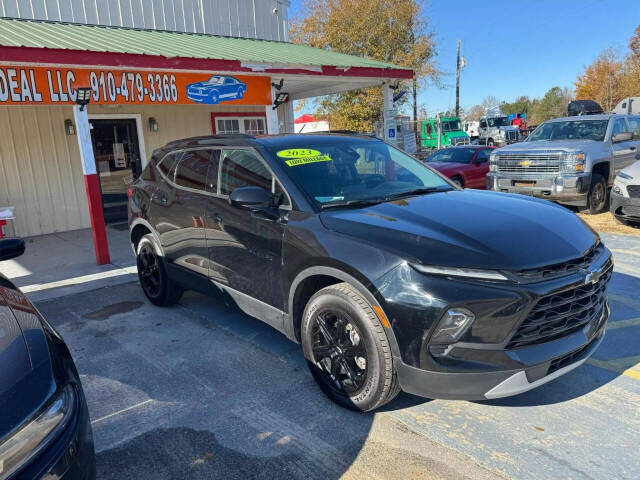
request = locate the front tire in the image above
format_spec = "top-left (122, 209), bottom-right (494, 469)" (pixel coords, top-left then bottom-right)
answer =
top-left (136, 235), bottom-right (183, 306)
top-left (301, 282), bottom-right (399, 412)
top-left (451, 176), bottom-right (464, 188)
top-left (585, 173), bottom-right (608, 214)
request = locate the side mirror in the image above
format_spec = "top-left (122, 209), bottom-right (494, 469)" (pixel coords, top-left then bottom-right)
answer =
top-left (612, 132), bottom-right (633, 143)
top-left (229, 186), bottom-right (276, 212)
top-left (0, 238), bottom-right (25, 261)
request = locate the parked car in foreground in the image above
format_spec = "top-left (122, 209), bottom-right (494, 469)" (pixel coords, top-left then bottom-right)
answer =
top-left (129, 133), bottom-right (612, 411)
top-left (487, 114), bottom-right (640, 214)
top-left (0, 239), bottom-right (95, 479)
top-left (611, 160), bottom-right (640, 225)
top-left (423, 145), bottom-right (495, 188)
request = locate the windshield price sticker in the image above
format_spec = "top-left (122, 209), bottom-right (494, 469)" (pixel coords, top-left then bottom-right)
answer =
top-left (277, 149), bottom-right (332, 167)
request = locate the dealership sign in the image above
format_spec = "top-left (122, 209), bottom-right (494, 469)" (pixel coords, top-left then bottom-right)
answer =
top-left (0, 66), bottom-right (271, 106)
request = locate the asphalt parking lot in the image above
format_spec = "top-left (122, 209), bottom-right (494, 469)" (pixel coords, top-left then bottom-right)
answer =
top-left (36, 232), bottom-right (640, 480)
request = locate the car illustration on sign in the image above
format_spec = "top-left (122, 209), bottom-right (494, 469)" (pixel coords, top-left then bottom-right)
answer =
top-left (186, 75), bottom-right (247, 104)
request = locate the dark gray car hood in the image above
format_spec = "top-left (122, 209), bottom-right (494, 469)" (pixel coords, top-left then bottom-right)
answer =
top-left (320, 190), bottom-right (598, 270)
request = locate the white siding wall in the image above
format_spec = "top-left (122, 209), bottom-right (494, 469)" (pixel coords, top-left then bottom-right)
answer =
top-left (0, 105), bottom-right (89, 237)
top-left (0, 0), bottom-right (290, 41)
top-left (0, 103), bottom-right (266, 237)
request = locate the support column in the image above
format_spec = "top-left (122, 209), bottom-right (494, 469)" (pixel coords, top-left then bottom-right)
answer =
top-left (73, 105), bottom-right (110, 265)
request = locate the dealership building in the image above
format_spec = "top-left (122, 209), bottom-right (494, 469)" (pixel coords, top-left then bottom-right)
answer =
top-left (0, 0), bottom-right (412, 263)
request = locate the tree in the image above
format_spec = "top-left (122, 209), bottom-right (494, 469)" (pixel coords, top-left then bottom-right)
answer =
top-left (575, 49), bottom-right (624, 111)
top-left (290, 0), bottom-right (437, 131)
top-left (501, 96), bottom-right (531, 116)
top-left (533, 86), bottom-right (572, 122)
top-left (464, 104), bottom-right (484, 121)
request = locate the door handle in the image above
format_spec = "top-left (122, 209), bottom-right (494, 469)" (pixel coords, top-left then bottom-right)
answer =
top-left (630, 146), bottom-right (636, 151)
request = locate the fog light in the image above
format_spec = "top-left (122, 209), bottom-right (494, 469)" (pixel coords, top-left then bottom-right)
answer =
top-left (431, 308), bottom-right (475, 343)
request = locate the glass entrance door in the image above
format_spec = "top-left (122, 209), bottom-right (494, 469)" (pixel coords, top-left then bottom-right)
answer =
top-left (89, 119), bottom-right (141, 225)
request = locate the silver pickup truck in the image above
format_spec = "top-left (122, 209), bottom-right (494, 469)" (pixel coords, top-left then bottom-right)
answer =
top-left (487, 114), bottom-right (640, 213)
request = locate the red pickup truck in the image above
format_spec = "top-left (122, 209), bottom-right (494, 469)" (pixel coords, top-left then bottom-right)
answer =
top-left (424, 145), bottom-right (496, 189)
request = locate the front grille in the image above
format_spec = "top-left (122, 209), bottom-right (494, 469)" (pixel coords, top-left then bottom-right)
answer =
top-left (507, 267), bottom-right (612, 349)
top-left (547, 342), bottom-right (591, 375)
top-left (514, 243), bottom-right (605, 281)
top-left (496, 153), bottom-right (562, 174)
top-left (627, 185), bottom-right (640, 198)
top-left (505, 130), bottom-right (518, 142)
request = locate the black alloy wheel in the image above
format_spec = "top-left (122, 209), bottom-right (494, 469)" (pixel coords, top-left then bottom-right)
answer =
top-left (310, 309), bottom-right (369, 396)
top-left (136, 234), bottom-right (183, 306)
top-left (301, 282), bottom-right (400, 412)
top-left (138, 242), bottom-right (161, 298)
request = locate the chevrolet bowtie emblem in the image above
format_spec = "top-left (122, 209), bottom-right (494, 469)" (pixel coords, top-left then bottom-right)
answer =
top-left (583, 268), bottom-right (599, 285)
top-left (519, 160), bottom-right (532, 167)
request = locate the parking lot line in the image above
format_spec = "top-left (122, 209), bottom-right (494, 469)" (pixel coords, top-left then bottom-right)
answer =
top-left (606, 317), bottom-right (640, 330)
top-left (608, 293), bottom-right (640, 311)
top-left (91, 399), bottom-right (155, 425)
top-left (587, 354), bottom-right (640, 381)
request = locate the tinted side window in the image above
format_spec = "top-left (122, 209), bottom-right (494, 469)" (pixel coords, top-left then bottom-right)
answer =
top-left (628, 117), bottom-right (640, 139)
top-left (220, 149), bottom-right (271, 195)
top-left (174, 149), bottom-right (217, 191)
top-left (476, 149), bottom-right (491, 162)
top-left (157, 152), bottom-right (181, 178)
top-left (612, 118), bottom-right (629, 137)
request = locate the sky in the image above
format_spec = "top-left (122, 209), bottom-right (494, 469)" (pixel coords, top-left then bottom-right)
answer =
top-left (288, 0), bottom-right (640, 116)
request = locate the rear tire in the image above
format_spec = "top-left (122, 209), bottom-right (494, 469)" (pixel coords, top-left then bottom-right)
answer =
top-left (301, 282), bottom-right (399, 412)
top-left (136, 234), bottom-right (183, 306)
top-left (585, 173), bottom-right (608, 214)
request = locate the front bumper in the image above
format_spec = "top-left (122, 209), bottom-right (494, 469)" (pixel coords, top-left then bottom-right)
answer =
top-left (375, 246), bottom-right (612, 401)
top-left (487, 172), bottom-right (591, 205)
top-left (610, 190), bottom-right (640, 220)
top-left (395, 306), bottom-right (607, 400)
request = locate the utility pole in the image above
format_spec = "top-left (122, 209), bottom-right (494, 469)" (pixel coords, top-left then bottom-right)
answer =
top-left (455, 39), bottom-right (461, 118)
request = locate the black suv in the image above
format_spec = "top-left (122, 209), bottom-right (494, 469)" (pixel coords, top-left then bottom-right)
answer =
top-left (128, 134), bottom-right (612, 411)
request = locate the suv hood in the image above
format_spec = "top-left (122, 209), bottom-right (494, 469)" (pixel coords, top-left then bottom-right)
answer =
top-left (497, 139), bottom-right (600, 152)
top-left (320, 190), bottom-right (598, 271)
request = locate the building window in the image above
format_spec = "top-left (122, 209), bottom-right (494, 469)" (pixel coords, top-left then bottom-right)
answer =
top-left (215, 117), bottom-right (266, 135)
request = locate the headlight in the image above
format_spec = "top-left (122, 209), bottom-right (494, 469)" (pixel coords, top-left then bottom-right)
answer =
top-left (618, 171), bottom-right (634, 180)
top-left (489, 153), bottom-right (498, 172)
top-left (561, 152), bottom-right (586, 172)
top-left (412, 264), bottom-right (509, 281)
top-left (0, 386), bottom-right (74, 480)
top-left (431, 308), bottom-right (475, 343)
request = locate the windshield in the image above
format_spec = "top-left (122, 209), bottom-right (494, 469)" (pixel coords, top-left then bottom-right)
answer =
top-left (442, 120), bottom-right (462, 132)
top-left (207, 76), bottom-right (224, 84)
top-left (526, 120), bottom-right (609, 142)
top-left (426, 148), bottom-right (476, 164)
top-left (266, 141), bottom-right (453, 207)
top-left (487, 117), bottom-right (510, 127)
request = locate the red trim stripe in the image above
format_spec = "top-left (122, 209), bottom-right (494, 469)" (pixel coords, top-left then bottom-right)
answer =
top-left (0, 46), bottom-right (414, 80)
top-left (83, 174), bottom-right (110, 265)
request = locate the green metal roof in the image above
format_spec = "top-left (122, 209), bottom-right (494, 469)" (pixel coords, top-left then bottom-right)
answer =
top-left (0, 17), bottom-right (408, 72)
